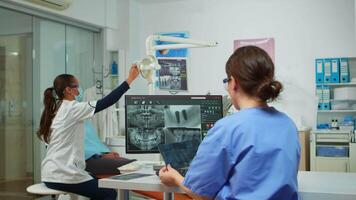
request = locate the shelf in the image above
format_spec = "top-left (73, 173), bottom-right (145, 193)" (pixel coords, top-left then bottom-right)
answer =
top-left (316, 82), bottom-right (356, 87)
top-left (318, 110), bottom-right (356, 113)
top-left (313, 129), bottom-right (351, 133)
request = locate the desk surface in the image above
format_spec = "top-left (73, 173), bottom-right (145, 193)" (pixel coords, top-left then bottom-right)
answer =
top-left (99, 169), bottom-right (182, 193)
top-left (298, 171), bottom-right (356, 195)
top-left (99, 170), bottom-right (356, 197)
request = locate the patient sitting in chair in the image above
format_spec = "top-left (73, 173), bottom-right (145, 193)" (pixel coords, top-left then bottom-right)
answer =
top-left (84, 120), bottom-right (135, 178)
top-left (85, 120), bottom-right (192, 200)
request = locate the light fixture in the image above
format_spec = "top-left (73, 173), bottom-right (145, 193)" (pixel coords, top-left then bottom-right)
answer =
top-left (9, 52), bottom-right (19, 56)
top-left (135, 55), bottom-right (160, 84)
top-left (137, 34), bottom-right (218, 94)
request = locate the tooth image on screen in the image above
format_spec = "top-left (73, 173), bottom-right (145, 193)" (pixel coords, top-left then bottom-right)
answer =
top-left (127, 128), bottom-right (164, 151)
top-left (164, 105), bottom-right (201, 128)
top-left (125, 95), bottom-right (223, 153)
top-left (164, 127), bottom-right (201, 144)
top-left (126, 105), bottom-right (165, 150)
top-left (127, 105), bottom-right (165, 128)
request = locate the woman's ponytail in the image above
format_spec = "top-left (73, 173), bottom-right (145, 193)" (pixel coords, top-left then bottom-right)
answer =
top-left (37, 74), bottom-right (75, 143)
top-left (37, 87), bottom-right (59, 143)
top-left (256, 80), bottom-right (283, 102)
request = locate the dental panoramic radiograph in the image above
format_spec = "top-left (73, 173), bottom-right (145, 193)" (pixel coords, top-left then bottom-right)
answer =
top-left (127, 105), bottom-right (165, 150)
top-left (126, 105), bottom-right (202, 150)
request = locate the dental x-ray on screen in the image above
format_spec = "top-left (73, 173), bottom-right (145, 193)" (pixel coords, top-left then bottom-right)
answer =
top-left (125, 95), bottom-right (223, 153)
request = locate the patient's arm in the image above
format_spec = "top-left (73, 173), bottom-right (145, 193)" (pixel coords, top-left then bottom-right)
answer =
top-left (101, 152), bottom-right (120, 159)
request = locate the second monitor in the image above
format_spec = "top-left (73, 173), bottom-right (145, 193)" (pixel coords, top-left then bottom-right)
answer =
top-left (125, 95), bottom-right (223, 153)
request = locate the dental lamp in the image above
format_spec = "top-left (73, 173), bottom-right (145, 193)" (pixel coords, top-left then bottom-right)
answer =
top-left (136, 35), bottom-right (218, 94)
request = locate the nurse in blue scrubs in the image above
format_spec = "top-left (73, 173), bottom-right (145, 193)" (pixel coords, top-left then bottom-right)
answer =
top-left (159, 46), bottom-right (300, 200)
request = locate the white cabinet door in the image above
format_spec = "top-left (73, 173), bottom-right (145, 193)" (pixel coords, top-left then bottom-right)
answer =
top-left (315, 157), bottom-right (349, 172)
top-left (350, 143), bottom-right (356, 172)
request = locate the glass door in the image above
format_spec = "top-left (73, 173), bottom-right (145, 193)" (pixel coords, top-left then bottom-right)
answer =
top-left (32, 17), bottom-right (103, 183)
top-left (0, 7), bottom-right (34, 200)
top-left (0, 6), bottom-right (103, 199)
top-left (66, 25), bottom-right (103, 97)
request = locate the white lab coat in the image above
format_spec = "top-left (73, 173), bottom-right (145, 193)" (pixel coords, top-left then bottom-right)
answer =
top-left (41, 100), bottom-right (97, 184)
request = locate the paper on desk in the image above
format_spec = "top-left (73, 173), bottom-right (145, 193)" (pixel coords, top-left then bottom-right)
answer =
top-left (118, 161), bottom-right (141, 173)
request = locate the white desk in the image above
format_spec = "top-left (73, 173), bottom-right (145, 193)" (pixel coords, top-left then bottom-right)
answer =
top-left (99, 170), bottom-right (356, 200)
top-left (298, 171), bottom-right (356, 200)
top-left (98, 169), bottom-right (181, 200)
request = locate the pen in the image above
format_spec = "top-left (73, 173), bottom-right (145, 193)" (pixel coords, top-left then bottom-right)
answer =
top-left (165, 163), bottom-right (169, 171)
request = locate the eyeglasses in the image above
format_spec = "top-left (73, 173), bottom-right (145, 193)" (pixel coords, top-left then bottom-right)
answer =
top-left (69, 84), bottom-right (79, 89)
top-left (222, 78), bottom-right (231, 84)
top-left (223, 77), bottom-right (231, 91)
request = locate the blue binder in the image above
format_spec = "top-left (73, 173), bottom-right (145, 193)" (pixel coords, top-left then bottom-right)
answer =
top-left (315, 59), bottom-right (324, 84)
top-left (322, 85), bottom-right (330, 110)
top-left (323, 59), bottom-right (332, 83)
top-left (340, 58), bottom-right (350, 83)
top-left (330, 58), bottom-right (340, 83)
top-left (316, 85), bottom-right (323, 110)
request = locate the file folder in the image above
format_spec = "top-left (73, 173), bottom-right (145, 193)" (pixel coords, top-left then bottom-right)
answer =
top-left (330, 58), bottom-right (340, 83)
top-left (315, 59), bottom-right (324, 84)
top-left (322, 86), bottom-right (330, 110)
top-left (340, 58), bottom-right (350, 83)
top-left (316, 85), bottom-right (323, 110)
top-left (323, 59), bottom-right (332, 83)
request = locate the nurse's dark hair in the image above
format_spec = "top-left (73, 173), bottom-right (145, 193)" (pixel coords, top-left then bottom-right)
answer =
top-left (37, 74), bottom-right (75, 143)
top-left (225, 45), bottom-right (282, 102)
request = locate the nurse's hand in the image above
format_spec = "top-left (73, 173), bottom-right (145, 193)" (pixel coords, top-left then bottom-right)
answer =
top-left (159, 164), bottom-right (184, 187)
top-left (126, 64), bottom-right (140, 85)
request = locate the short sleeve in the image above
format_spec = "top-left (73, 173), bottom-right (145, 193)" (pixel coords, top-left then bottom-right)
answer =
top-left (69, 101), bottom-right (97, 122)
top-left (183, 122), bottom-right (234, 198)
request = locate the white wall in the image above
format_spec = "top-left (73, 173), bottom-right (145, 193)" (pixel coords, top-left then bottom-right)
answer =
top-left (5, 0), bottom-right (356, 129)
top-left (8, 0), bottom-right (122, 51)
top-left (127, 0), bottom-right (356, 129)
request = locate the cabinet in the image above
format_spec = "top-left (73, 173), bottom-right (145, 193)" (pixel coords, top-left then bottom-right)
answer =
top-left (108, 51), bottom-right (119, 90)
top-left (350, 143), bottom-right (356, 172)
top-left (313, 57), bottom-right (356, 172)
top-left (105, 50), bottom-right (126, 136)
top-left (310, 130), bottom-right (355, 172)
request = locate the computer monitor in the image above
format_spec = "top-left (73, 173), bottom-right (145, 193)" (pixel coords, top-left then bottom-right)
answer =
top-left (125, 95), bottom-right (223, 153)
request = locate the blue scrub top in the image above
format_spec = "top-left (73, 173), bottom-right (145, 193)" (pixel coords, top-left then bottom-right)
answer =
top-left (84, 120), bottom-right (110, 160)
top-left (183, 107), bottom-right (300, 199)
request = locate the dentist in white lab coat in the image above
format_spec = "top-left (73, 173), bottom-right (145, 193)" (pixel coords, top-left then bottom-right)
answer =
top-left (37, 65), bottom-right (139, 200)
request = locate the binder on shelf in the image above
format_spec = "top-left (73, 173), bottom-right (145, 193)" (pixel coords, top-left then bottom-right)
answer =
top-left (316, 85), bottom-right (323, 110)
top-left (323, 59), bottom-right (332, 83)
top-left (330, 58), bottom-right (340, 83)
top-left (315, 59), bottom-right (324, 84)
top-left (340, 57), bottom-right (350, 83)
top-left (322, 85), bottom-right (330, 110)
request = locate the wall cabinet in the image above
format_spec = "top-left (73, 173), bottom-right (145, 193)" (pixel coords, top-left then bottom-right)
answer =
top-left (310, 130), bottom-right (356, 172)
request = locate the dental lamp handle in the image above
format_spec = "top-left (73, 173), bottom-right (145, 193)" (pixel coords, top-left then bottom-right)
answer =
top-left (126, 64), bottom-right (140, 85)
